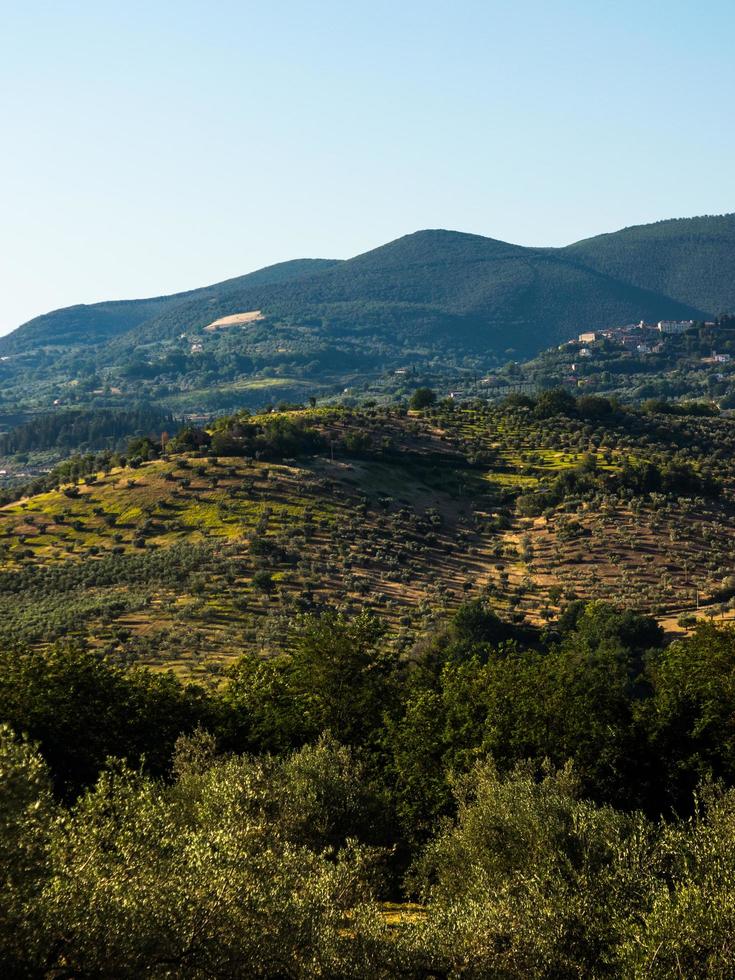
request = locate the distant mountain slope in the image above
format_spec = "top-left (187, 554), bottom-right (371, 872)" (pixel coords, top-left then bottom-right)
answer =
top-left (2, 214), bottom-right (733, 366)
top-left (0, 258), bottom-right (339, 354)
top-left (0, 296), bottom-right (178, 354)
top-left (564, 213), bottom-right (735, 316)
top-left (124, 229), bottom-right (705, 356)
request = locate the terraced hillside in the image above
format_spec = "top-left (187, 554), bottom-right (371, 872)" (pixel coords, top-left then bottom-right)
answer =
top-left (0, 409), bottom-right (501, 678)
top-left (2, 399), bottom-right (735, 679)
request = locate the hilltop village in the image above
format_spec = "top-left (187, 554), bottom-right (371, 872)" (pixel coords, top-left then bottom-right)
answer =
top-left (518, 315), bottom-right (735, 407)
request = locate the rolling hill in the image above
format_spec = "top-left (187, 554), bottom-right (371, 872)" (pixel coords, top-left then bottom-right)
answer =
top-left (2, 399), bottom-right (734, 676)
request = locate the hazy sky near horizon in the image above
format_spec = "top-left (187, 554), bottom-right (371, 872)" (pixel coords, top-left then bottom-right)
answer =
top-left (1, 1), bottom-right (733, 335)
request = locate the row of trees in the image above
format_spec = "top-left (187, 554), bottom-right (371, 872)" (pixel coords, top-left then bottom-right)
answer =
top-left (504, 387), bottom-right (720, 422)
top-left (0, 406), bottom-right (175, 456)
top-left (517, 451), bottom-right (719, 518)
top-left (3, 600), bottom-right (735, 822)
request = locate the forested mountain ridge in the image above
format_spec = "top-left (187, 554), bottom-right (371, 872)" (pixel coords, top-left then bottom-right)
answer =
top-left (1, 214), bottom-right (732, 416)
top-left (565, 212), bottom-right (735, 315)
top-left (122, 227), bottom-right (704, 355)
top-left (5, 215), bottom-right (734, 359)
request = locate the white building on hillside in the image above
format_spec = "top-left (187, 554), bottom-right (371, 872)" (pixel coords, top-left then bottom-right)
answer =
top-left (657, 320), bottom-right (694, 335)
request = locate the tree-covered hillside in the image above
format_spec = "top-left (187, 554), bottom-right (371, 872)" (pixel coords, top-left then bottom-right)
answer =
top-left (119, 228), bottom-right (705, 357)
top-left (3, 398), bottom-right (735, 673)
top-left (515, 314), bottom-right (735, 407)
top-left (565, 213), bottom-right (735, 315)
top-left (0, 296), bottom-right (179, 353)
top-left (8, 215), bottom-right (734, 363)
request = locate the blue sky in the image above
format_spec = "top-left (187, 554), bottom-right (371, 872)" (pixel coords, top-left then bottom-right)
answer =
top-left (1, 0), bottom-right (733, 334)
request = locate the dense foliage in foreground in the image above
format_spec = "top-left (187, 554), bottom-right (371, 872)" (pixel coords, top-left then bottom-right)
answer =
top-left (4, 602), bottom-right (735, 975)
top-left (5, 729), bottom-right (735, 977)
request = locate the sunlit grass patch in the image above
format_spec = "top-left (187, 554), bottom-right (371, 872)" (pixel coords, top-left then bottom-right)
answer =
top-left (485, 472), bottom-right (539, 487)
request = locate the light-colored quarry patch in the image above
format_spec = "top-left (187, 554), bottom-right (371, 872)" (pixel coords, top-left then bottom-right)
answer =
top-left (203, 310), bottom-right (263, 331)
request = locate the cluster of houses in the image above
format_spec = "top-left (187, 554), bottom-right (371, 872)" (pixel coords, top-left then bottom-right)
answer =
top-left (571, 319), bottom-right (723, 361)
top-left (561, 318), bottom-right (733, 382)
top-left (577, 319), bottom-right (701, 348)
